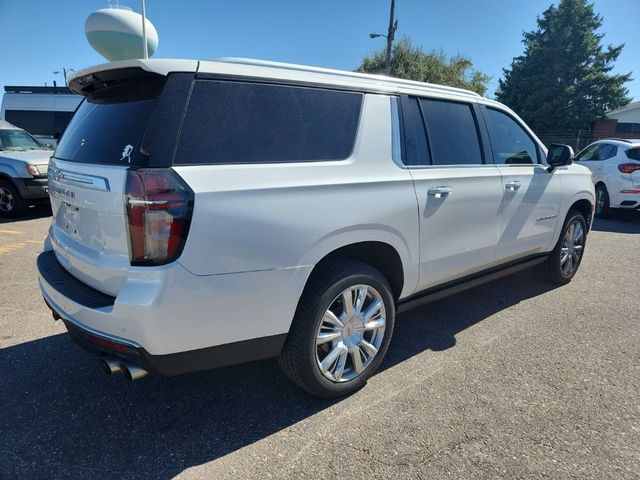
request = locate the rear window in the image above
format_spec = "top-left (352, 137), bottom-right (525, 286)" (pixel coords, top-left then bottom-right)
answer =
top-left (54, 99), bottom-right (156, 165)
top-left (173, 80), bottom-right (363, 165)
top-left (626, 147), bottom-right (640, 161)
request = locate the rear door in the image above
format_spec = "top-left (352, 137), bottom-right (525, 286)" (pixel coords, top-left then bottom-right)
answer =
top-left (47, 71), bottom-right (186, 296)
top-left (481, 106), bottom-right (563, 261)
top-left (401, 96), bottom-right (503, 291)
top-left (575, 143), bottom-right (608, 183)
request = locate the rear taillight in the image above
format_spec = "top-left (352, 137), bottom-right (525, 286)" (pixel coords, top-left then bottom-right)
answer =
top-left (125, 169), bottom-right (194, 266)
top-left (618, 163), bottom-right (640, 174)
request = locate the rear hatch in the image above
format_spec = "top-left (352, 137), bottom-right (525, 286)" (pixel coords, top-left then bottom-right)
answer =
top-left (48, 65), bottom-right (192, 296)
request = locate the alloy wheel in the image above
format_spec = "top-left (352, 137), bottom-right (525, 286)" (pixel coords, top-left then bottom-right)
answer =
top-left (0, 186), bottom-right (14, 213)
top-left (315, 284), bottom-right (386, 383)
top-left (595, 188), bottom-right (605, 214)
top-left (560, 219), bottom-right (584, 275)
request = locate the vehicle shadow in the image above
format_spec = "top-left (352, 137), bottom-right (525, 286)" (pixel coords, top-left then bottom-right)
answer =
top-left (0, 270), bottom-right (557, 479)
top-left (0, 202), bottom-right (51, 224)
top-left (591, 210), bottom-right (640, 234)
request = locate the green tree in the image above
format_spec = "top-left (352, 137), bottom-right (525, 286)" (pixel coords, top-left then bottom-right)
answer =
top-left (496, 0), bottom-right (631, 133)
top-left (357, 37), bottom-right (490, 96)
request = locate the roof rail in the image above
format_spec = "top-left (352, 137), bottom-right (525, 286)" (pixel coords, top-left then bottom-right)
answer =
top-left (602, 138), bottom-right (640, 144)
top-left (209, 57), bottom-right (482, 98)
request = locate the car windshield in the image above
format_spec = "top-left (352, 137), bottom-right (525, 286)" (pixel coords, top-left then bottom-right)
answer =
top-left (0, 129), bottom-right (44, 151)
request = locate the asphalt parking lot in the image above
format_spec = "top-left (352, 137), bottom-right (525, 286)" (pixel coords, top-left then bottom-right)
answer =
top-left (1, 205), bottom-right (639, 479)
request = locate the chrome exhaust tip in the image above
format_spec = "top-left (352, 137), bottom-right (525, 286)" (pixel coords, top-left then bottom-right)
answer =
top-left (101, 357), bottom-right (123, 375)
top-left (121, 362), bottom-right (149, 381)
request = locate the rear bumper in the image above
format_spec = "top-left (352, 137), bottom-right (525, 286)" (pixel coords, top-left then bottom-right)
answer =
top-left (44, 292), bottom-right (285, 376)
top-left (37, 249), bottom-right (306, 375)
top-left (13, 177), bottom-right (49, 200)
top-left (611, 190), bottom-right (640, 209)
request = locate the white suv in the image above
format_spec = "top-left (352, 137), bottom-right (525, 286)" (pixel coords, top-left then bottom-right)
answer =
top-left (37, 59), bottom-right (595, 397)
top-left (574, 138), bottom-right (640, 217)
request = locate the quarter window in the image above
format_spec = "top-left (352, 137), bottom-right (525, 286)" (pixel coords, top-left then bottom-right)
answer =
top-left (486, 108), bottom-right (538, 164)
top-left (419, 99), bottom-right (483, 165)
top-left (174, 81), bottom-right (363, 165)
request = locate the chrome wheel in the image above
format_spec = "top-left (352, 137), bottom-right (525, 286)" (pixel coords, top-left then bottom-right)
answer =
top-left (0, 186), bottom-right (15, 213)
top-left (560, 219), bottom-right (584, 275)
top-left (315, 284), bottom-right (386, 383)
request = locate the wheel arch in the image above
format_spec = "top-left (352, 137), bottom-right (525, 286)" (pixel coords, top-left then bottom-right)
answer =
top-left (569, 198), bottom-right (594, 231)
top-left (304, 241), bottom-right (407, 302)
top-left (0, 172), bottom-right (17, 184)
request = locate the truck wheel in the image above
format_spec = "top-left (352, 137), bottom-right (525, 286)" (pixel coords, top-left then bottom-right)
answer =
top-left (279, 260), bottom-right (395, 398)
top-left (536, 209), bottom-right (587, 285)
top-left (594, 184), bottom-right (611, 218)
top-left (0, 180), bottom-right (28, 218)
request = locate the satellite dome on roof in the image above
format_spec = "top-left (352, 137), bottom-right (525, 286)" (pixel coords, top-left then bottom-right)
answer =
top-left (85, 6), bottom-right (158, 61)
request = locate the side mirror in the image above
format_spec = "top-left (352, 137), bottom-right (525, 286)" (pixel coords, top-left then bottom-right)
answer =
top-left (547, 144), bottom-right (574, 172)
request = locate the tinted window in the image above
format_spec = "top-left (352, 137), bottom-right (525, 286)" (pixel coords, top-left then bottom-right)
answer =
top-left (419, 99), bottom-right (482, 165)
top-left (626, 147), bottom-right (640, 161)
top-left (5, 110), bottom-right (54, 136)
top-left (486, 108), bottom-right (537, 164)
top-left (597, 144), bottom-right (617, 160)
top-left (53, 111), bottom-right (75, 139)
top-left (400, 97), bottom-right (430, 166)
top-left (174, 81), bottom-right (363, 165)
top-left (54, 99), bottom-right (156, 165)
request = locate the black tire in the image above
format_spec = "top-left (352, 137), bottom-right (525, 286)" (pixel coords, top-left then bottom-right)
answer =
top-left (279, 260), bottom-right (395, 398)
top-left (536, 209), bottom-right (587, 285)
top-left (0, 179), bottom-right (28, 218)
top-left (594, 183), bottom-right (611, 218)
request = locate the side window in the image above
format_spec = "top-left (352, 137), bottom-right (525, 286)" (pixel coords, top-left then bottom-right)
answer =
top-left (400, 97), bottom-right (430, 166)
top-left (486, 108), bottom-right (538, 164)
top-left (174, 80), bottom-right (363, 165)
top-left (575, 144), bottom-right (599, 161)
top-left (597, 144), bottom-right (617, 160)
top-left (419, 98), bottom-right (483, 165)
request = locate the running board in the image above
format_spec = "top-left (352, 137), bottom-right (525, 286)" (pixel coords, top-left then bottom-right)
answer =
top-left (397, 255), bottom-right (548, 314)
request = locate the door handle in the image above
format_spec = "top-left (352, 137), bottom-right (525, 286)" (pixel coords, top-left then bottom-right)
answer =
top-left (427, 186), bottom-right (453, 198)
top-left (505, 181), bottom-right (521, 192)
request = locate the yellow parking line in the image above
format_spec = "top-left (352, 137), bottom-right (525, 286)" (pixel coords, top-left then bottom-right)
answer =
top-left (0, 229), bottom-right (22, 235)
top-left (0, 242), bottom-right (26, 254)
top-left (26, 240), bottom-right (42, 244)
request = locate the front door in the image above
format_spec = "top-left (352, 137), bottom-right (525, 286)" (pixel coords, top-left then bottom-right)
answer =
top-left (481, 106), bottom-right (563, 261)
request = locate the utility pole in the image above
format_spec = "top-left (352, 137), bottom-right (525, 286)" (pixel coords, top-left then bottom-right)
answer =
top-left (141, 0), bottom-right (148, 59)
top-left (384, 0), bottom-right (398, 75)
top-left (53, 68), bottom-right (74, 87)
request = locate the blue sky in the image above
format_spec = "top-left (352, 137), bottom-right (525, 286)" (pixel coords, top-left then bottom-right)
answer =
top-left (0, 0), bottom-right (638, 100)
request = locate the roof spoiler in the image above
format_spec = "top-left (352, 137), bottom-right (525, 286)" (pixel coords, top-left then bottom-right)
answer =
top-left (69, 67), bottom-right (166, 103)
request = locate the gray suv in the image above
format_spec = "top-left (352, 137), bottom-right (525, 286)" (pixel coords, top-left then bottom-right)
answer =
top-left (0, 120), bottom-right (51, 217)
